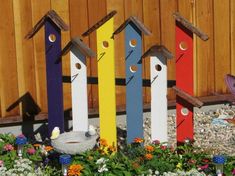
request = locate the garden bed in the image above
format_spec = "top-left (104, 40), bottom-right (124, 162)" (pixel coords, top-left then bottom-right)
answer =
top-left (0, 104), bottom-right (235, 175)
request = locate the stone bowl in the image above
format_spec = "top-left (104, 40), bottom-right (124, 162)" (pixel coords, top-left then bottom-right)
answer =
top-left (51, 131), bottom-right (98, 155)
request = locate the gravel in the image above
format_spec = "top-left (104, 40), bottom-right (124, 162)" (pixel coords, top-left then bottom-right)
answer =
top-left (98, 104), bottom-right (235, 156)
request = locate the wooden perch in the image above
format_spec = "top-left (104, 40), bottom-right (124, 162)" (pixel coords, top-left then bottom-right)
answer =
top-left (25, 10), bottom-right (69, 39)
top-left (142, 45), bottom-right (173, 59)
top-left (173, 86), bottom-right (203, 107)
top-left (173, 12), bottom-right (209, 41)
top-left (112, 16), bottom-right (151, 38)
top-left (61, 37), bottom-right (96, 57)
top-left (82, 11), bottom-right (117, 37)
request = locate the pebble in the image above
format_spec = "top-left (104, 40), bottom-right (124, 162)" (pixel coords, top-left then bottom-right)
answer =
top-left (96, 104), bottom-right (235, 156)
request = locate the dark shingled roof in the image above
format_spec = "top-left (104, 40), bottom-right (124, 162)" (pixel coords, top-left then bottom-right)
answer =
top-left (172, 86), bottom-right (203, 107)
top-left (142, 45), bottom-right (173, 59)
top-left (25, 10), bottom-right (69, 39)
top-left (112, 16), bottom-right (151, 38)
top-left (173, 12), bottom-right (209, 41)
top-left (82, 11), bottom-right (117, 37)
top-left (61, 37), bottom-right (96, 57)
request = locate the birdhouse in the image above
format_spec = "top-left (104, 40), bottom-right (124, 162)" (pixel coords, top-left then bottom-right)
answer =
top-left (113, 16), bottom-right (151, 144)
top-left (173, 12), bottom-right (208, 143)
top-left (173, 86), bottom-right (203, 144)
top-left (142, 45), bottom-right (173, 142)
top-left (60, 37), bottom-right (96, 132)
top-left (25, 10), bottom-right (69, 135)
top-left (82, 11), bottom-right (117, 147)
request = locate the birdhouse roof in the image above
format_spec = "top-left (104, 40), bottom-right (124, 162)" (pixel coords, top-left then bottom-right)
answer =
top-left (172, 86), bottom-right (203, 107)
top-left (82, 11), bottom-right (117, 37)
top-left (25, 10), bottom-right (69, 39)
top-left (112, 16), bottom-right (151, 38)
top-left (61, 37), bottom-right (96, 57)
top-left (173, 12), bottom-right (209, 41)
top-left (142, 45), bottom-right (173, 59)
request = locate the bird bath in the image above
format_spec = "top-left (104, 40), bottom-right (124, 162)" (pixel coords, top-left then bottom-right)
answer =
top-left (51, 131), bottom-right (97, 155)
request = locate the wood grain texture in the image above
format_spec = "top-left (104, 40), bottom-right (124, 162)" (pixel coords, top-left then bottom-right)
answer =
top-left (195, 0), bottom-right (214, 96)
top-left (13, 0), bottom-right (36, 115)
top-left (143, 0), bottom-right (161, 103)
top-left (51, 0), bottom-right (71, 110)
top-left (107, 0), bottom-right (126, 108)
top-left (160, 0), bottom-right (177, 100)
top-left (87, 0), bottom-right (107, 108)
top-left (31, 0), bottom-right (50, 113)
top-left (214, 0), bottom-right (230, 93)
top-left (0, 0), bottom-right (19, 117)
top-left (231, 0), bottom-right (235, 75)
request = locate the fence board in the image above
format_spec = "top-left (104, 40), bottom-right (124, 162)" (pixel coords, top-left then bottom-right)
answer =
top-left (51, 0), bottom-right (71, 110)
top-left (31, 0), bottom-right (50, 113)
top-left (214, 0), bottom-right (230, 93)
top-left (196, 0), bottom-right (214, 96)
top-left (142, 0), bottom-right (161, 103)
top-left (231, 0), bottom-right (235, 75)
top-left (13, 0), bottom-right (36, 114)
top-left (107, 0), bottom-right (126, 108)
top-left (0, 1), bottom-right (235, 118)
top-left (0, 0), bottom-right (19, 117)
top-left (160, 0), bottom-right (177, 100)
top-left (87, 0), bottom-right (107, 108)
top-left (69, 0), bottom-right (92, 108)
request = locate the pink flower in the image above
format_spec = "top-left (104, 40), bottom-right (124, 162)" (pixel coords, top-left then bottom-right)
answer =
top-left (199, 164), bottom-right (209, 170)
top-left (0, 160), bottom-right (3, 167)
top-left (152, 140), bottom-right (160, 145)
top-left (17, 134), bottom-right (25, 138)
top-left (4, 144), bottom-right (14, 151)
top-left (232, 168), bottom-right (235, 175)
top-left (160, 145), bottom-right (167, 150)
top-left (27, 148), bottom-right (36, 155)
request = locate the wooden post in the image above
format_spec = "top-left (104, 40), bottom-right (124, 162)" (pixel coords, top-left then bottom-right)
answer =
top-left (60, 37), bottom-right (95, 132)
top-left (113, 16), bottom-right (151, 144)
top-left (25, 10), bottom-right (69, 135)
top-left (142, 45), bottom-right (173, 142)
top-left (173, 12), bottom-right (208, 143)
top-left (82, 11), bottom-right (117, 146)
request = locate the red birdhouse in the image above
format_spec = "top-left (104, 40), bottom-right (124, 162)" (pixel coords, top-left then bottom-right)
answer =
top-left (173, 12), bottom-right (208, 144)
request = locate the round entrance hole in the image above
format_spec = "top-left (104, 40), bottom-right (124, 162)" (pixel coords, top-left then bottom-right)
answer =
top-left (181, 107), bottom-right (189, 116)
top-left (75, 63), bottom-right (81, 70)
top-left (179, 41), bottom-right (188, 50)
top-left (155, 64), bottom-right (162, 71)
top-left (129, 39), bottom-right (137, 47)
top-left (102, 41), bottom-right (109, 48)
top-left (48, 34), bottom-right (56, 42)
top-left (130, 65), bottom-right (138, 73)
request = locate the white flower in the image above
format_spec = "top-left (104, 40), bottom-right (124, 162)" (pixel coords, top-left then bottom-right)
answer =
top-left (96, 157), bottom-right (108, 165)
top-left (98, 164), bottom-right (108, 173)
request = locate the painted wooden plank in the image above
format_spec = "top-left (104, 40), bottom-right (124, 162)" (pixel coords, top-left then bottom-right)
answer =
top-left (214, 0), bottom-right (230, 93)
top-left (87, 0), bottom-right (107, 108)
top-left (125, 24), bottom-right (143, 144)
top-left (31, 0), bottom-right (50, 113)
top-left (69, 0), bottom-right (92, 108)
top-left (143, 0), bottom-right (161, 104)
top-left (107, 0), bottom-right (126, 108)
top-left (160, 0), bottom-right (177, 100)
top-left (0, 0), bottom-right (19, 117)
top-left (175, 22), bottom-right (194, 143)
top-left (150, 55), bottom-right (167, 142)
top-left (97, 18), bottom-right (117, 147)
top-left (13, 0), bottom-right (36, 114)
top-left (195, 0), bottom-right (214, 96)
top-left (51, 0), bottom-right (72, 110)
top-left (70, 48), bottom-right (88, 132)
top-left (231, 0), bottom-right (235, 75)
top-left (45, 21), bottom-right (64, 135)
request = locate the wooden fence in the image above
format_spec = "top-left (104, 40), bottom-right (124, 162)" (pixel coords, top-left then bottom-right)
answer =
top-left (0, 0), bottom-right (234, 118)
